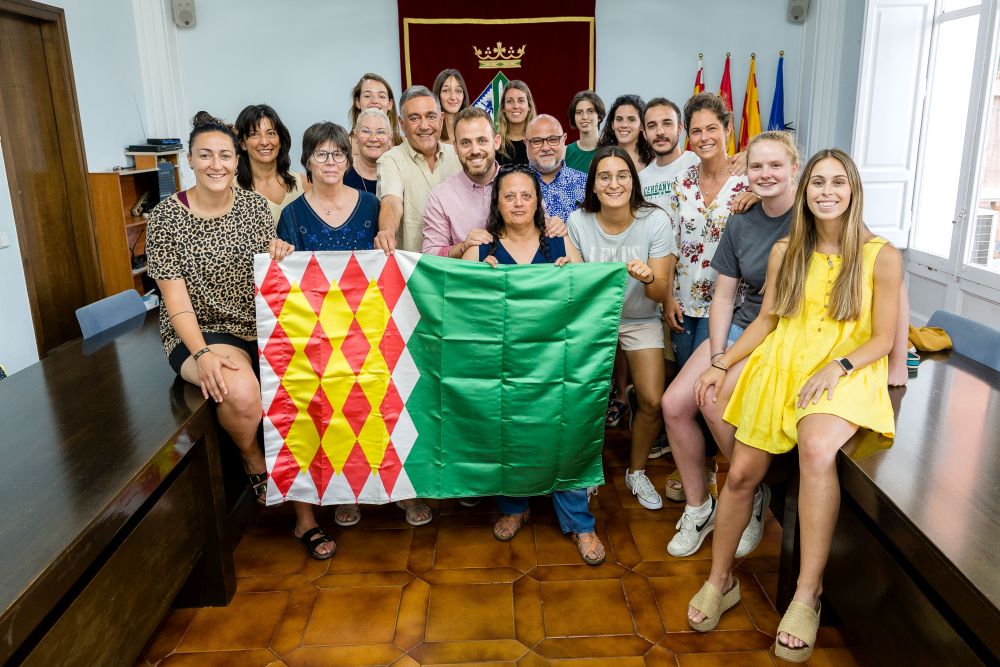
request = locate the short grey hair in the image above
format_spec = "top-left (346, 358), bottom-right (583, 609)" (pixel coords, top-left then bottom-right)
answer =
top-left (399, 85), bottom-right (440, 111)
top-left (353, 107), bottom-right (392, 132)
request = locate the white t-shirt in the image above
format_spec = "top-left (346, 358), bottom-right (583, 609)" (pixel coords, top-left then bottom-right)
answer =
top-left (568, 206), bottom-right (677, 324)
top-left (639, 151), bottom-right (700, 209)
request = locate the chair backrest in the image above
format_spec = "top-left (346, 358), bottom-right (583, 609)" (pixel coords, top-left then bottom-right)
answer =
top-left (75, 290), bottom-right (147, 339)
top-left (926, 309), bottom-right (1000, 372)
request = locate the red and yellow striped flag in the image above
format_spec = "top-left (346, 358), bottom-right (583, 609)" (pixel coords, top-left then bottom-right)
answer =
top-left (719, 53), bottom-right (736, 157)
top-left (739, 54), bottom-right (762, 151)
top-left (686, 55), bottom-right (705, 150)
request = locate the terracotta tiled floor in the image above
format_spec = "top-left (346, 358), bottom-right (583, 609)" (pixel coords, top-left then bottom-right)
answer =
top-left (138, 430), bottom-right (859, 666)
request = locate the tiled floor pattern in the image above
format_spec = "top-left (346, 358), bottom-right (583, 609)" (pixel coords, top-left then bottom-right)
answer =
top-left (139, 430), bottom-right (859, 666)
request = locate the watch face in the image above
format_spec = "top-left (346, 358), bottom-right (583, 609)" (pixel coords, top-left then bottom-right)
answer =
top-left (839, 358), bottom-right (854, 372)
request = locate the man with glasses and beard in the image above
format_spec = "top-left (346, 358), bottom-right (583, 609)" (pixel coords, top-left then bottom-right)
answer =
top-left (525, 114), bottom-right (587, 224)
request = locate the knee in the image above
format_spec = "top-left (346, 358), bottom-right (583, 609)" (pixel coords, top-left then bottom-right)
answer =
top-left (220, 376), bottom-right (262, 422)
top-left (662, 384), bottom-right (695, 424)
top-left (636, 388), bottom-right (660, 416)
top-left (723, 464), bottom-right (760, 497)
top-left (797, 437), bottom-right (839, 475)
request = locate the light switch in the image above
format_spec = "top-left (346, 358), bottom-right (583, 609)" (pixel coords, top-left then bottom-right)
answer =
top-left (0, 232), bottom-right (9, 249)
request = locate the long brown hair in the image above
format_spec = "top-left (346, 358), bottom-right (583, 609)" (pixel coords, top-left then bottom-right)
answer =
top-left (497, 80), bottom-right (536, 156)
top-left (772, 148), bottom-right (867, 321)
top-left (433, 68), bottom-right (470, 142)
top-left (348, 73), bottom-right (403, 146)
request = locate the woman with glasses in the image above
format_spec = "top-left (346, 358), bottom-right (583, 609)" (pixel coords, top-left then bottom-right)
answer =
top-left (565, 90), bottom-right (606, 173)
top-left (233, 104), bottom-right (309, 222)
top-left (433, 68), bottom-right (470, 145)
top-left (598, 95), bottom-right (653, 170)
top-left (567, 145), bottom-right (674, 512)
top-left (344, 108), bottom-right (393, 195)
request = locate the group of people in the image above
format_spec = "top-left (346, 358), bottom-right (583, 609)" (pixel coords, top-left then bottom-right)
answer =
top-left (144, 68), bottom-right (908, 663)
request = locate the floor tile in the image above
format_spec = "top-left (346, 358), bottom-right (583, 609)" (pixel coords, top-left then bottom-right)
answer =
top-left (141, 608), bottom-right (195, 664)
top-left (800, 647), bottom-right (861, 666)
top-left (425, 583), bottom-right (516, 641)
top-left (326, 528), bottom-right (412, 572)
top-left (281, 644), bottom-right (403, 666)
top-left (434, 525), bottom-right (512, 569)
top-left (302, 586), bottom-right (402, 645)
top-left (394, 577), bottom-right (430, 650)
top-left (407, 639), bottom-right (528, 663)
top-left (160, 649), bottom-right (281, 666)
top-left (648, 576), bottom-right (754, 633)
top-left (176, 591), bottom-right (288, 652)
top-left (533, 636), bottom-right (652, 660)
top-left (677, 650), bottom-right (774, 666)
top-left (234, 530), bottom-right (309, 577)
top-left (540, 579), bottom-right (634, 637)
top-left (531, 522), bottom-right (583, 565)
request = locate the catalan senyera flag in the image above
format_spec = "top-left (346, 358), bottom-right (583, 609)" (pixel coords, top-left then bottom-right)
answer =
top-left (739, 54), bottom-right (762, 151)
top-left (254, 250), bottom-right (625, 506)
top-left (686, 56), bottom-right (705, 150)
top-left (767, 54), bottom-right (785, 131)
top-left (719, 53), bottom-right (736, 157)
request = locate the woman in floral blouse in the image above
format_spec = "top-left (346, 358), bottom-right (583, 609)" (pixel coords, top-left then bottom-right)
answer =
top-left (665, 93), bottom-right (751, 366)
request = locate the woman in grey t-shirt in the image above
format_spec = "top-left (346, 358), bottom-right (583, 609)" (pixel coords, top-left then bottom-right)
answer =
top-left (568, 145), bottom-right (676, 512)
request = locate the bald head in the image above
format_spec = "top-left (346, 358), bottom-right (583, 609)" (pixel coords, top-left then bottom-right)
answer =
top-left (528, 114), bottom-right (563, 136)
top-left (525, 114), bottom-right (567, 175)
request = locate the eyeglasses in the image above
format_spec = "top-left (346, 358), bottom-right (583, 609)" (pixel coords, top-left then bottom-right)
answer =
top-left (596, 172), bottom-right (632, 187)
top-left (526, 135), bottom-right (565, 148)
top-left (357, 128), bottom-right (389, 138)
top-left (312, 150), bottom-right (348, 164)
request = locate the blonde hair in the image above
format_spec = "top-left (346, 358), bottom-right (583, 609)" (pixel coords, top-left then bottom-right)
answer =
top-left (772, 148), bottom-right (866, 321)
top-left (497, 80), bottom-right (536, 156)
top-left (746, 130), bottom-right (799, 169)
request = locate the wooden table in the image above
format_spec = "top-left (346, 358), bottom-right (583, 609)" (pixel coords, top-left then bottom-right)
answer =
top-left (776, 352), bottom-right (1000, 664)
top-left (0, 313), bottom-right (235, 665)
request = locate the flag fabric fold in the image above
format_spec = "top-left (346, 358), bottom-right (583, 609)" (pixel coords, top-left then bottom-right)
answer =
top-left (719, 53), bottom-right (737, 156)
top-left (254, 250), bottom-right (626, 506)
top-left (687, 55), bottom-right (705, 150)
top-left (767, 54), bottom-right (785, 131)
top-left (739, 54), bottom-right (762, 151)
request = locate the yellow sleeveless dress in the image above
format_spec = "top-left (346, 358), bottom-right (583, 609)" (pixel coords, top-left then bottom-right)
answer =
top-left (723, 237), bottom-right (895, 454)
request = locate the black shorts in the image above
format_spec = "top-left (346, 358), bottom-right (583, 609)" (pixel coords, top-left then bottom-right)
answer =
top-left (168, 332), bottom-right (260, 378)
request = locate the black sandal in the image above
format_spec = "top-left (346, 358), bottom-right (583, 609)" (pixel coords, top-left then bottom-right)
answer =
top-left (247, 471), bottom-right (268, 505)
top-left (297, 527), bottom-right (337, 560)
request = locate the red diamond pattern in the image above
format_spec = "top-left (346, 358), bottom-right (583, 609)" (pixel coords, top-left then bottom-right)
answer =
top-left (342, 441), bottom-right (371, 498)
top-left (378, 317), bottom-right (405, 372)
top-left (308, 446), bottom-right (332, 497)
top-left (379, 441), bottom-right (402, 496)
top-left (380, 381), bottom-right (403, 435)
top-left (341, 319), bottom-right (371, 374)
top-left (299, 255), bottom-right (330, 316)
top-left (306, 385), bottom-right (333, 439)
top-left (341, 380), bottom-right (372, 437)
top-left (265, 383), bottom-right (297, 439)
top-left (338, 254), bottom-right (369, 311)
top-left (270, 443), bottom-right (300, 497)
top-left (258, 259), bottom-right (291, 319)
top-left (377, 254), bottom-right (406, 311)
top-left (304, 320), bottom-right (333, 377)
top-left (261, 322), bottom-right (295, 377)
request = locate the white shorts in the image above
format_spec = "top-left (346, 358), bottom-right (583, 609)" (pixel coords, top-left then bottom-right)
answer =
top-left (618, 321), bottom-right (665, 351)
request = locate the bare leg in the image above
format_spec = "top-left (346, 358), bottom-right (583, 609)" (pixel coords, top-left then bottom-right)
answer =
top-left (689, 441), bottom-right (772, 623)
top-left (888, 284), bottom-right (910, 386)
top-left (699, 356), bottom-right (748, 463)
top-left (661, 340), bottom-right (712, 505)
top-left (624, 348), bottom-right (665, 469)
top-left (613, 344), bottom-right (628, 404)
top-left (778, 413), bottom-right (859, 649)
top-left (293, 501), bottom-right (335, 556)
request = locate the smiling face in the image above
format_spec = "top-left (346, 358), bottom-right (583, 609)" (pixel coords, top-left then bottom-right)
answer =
top-left (439, 76), bottom-right (465, 114)
top-left (189, 131), bottom-right (237, 192)
top-left (455, 116), bottom-right (499, 180)
top-left (574, 100), bottom-right (598, 133)
top-left (643, 104), bottom-right (682, 158)
top-left (747, 140), bottom-right (796, 199)
top-left (612, 104), bottom-right (641, 146)
top-left (503, 89), bottom-right (530, 125)
top-left (687, 109), bottom-right (729, 161)
top-left (356, 79), bottom-right (392, 114)
top-left (401, 95), bottom-right (441, 156)
top-left (806, 157), bottom-right (852, 223)
top-left (593, 155), bottom-right (633, 210)
top-left (355, 114), bottom-right (392, 162)
top-left (497, 172), bottom-right (538, 227)
top-left (241, 117), bottom-right (279, 165)
top-left (526, 117), bottom-right (566, 175)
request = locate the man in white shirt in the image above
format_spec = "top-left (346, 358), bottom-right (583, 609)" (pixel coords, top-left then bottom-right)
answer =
top-left (639, 98), bottom-right (700, 209)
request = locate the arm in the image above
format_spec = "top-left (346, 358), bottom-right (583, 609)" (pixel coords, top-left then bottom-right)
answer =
top-left (707, 275), bottom-right (738, 356)
top-left (797, 243), bottom-right (903, 407)
top-left (375, 195), bottom-right (403, 254)
top-left (555, 237), bottom-right (583, 266)
top-left (421, 191), bottom-right (459, 257)
top-left (662, 254), bottom-right (683, 332)
top-left (626, 254), bottom-right (669, 302)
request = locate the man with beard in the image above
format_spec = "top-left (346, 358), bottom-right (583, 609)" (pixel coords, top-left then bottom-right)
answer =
top-left (525, 115), bottom-right (587, 224)
top-left (638, 98), bottom-right (700, 210)
top-left (376, 85), bottom-right (461, 254)
top-left (422, 107), bottom-right (565, 258)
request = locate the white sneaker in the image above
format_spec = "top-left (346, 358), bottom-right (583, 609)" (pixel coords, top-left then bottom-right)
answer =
top-left (667, 496), bottom-right (717, 557)
top-left (625, 469), bottom-right (663, 510)
top-left (735, 483), bottom-right (771, 558)
top-left (647, 434), bottom-right (671, 459)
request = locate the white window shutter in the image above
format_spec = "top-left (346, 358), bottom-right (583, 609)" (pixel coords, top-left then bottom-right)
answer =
top-left (851, 0), bottom-right (935, 248)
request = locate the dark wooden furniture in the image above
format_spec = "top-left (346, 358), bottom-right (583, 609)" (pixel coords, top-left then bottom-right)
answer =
top-left (775, 352), bottom-right (1000, 665)
top-left (0, 312), bottom-right (236, 665)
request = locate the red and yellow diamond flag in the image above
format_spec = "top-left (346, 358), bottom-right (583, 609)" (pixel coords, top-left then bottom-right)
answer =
top-left (254, 250), bottom-right (625, 506)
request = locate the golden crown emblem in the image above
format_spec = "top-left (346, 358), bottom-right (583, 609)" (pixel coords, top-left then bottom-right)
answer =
top-left (474, 42), bottom-right (526, 69)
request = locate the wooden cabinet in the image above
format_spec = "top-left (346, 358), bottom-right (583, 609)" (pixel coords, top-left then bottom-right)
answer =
top-left (89, 151), bottom-right (182, 295)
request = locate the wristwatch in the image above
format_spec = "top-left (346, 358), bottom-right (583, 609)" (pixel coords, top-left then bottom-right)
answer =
top-left (193, 347), bottom-right (212, 361)
top-left (834, 357), bottom-right (854, 377)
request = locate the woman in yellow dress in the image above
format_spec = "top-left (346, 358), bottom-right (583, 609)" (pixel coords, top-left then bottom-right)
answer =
top-left (684, 148), bottom-right (902, 662)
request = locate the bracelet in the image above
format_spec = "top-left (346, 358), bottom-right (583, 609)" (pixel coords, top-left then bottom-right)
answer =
top-left (192, 347), bottom-right (212, 361)
top-left (711, 362), bottom-right (729, 372)
top-left (641, 275), bottom-right (655, 285)
top-left (169, 310), bottom-right (195, 320)
top-left (710, 352), bottom-right (724, 360)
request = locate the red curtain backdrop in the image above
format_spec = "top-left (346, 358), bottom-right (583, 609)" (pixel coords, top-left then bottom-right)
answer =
top-left (397, 0), bottom-right (595, 133)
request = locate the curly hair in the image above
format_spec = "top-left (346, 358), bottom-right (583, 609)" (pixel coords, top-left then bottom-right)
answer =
top-left (597, 94), bottom-right (653, 166)
top-left (484, 164), bottom-right (551, 262)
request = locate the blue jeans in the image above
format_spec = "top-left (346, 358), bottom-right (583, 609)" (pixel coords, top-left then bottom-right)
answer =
top-left (497, 489), bottom-right (595, 534)
top-left (672, 315), bottom-right (711, 367)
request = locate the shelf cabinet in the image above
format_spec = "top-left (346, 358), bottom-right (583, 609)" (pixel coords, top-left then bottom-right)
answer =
top-left (89, 151), bottom-right (181, 295)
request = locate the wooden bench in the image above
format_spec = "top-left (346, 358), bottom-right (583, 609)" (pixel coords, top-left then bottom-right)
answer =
top-left (772, 352), bottom-right (1000, 664)
top-left (0, 313), bottom-right (241, 665)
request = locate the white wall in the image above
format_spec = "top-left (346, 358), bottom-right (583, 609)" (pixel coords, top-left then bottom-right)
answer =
top-left (0, 0), bottom-right (146, 374)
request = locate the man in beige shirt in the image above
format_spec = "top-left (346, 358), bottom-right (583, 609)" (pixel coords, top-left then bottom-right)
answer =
top-left (375, 85), bottom-right (461, 253)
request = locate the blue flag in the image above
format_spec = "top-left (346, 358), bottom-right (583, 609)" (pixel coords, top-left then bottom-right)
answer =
top-left (767, 56), bottom-right (785, 131)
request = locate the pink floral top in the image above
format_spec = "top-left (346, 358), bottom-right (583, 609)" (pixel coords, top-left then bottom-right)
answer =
top-left (667, 165), bottom-right (749, 318)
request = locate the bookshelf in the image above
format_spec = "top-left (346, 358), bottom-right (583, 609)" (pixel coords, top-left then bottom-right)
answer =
top-left (89, 150), bottom-right (182, 295)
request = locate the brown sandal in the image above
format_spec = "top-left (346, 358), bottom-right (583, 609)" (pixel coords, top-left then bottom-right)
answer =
top-left (493, 511), bottom-right (530, 541)
top-left (572, 532), bottom-right (606, 566)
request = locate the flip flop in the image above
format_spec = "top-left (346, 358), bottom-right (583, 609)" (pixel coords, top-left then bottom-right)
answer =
top-left (334, 503), bottom-right (361, 527)
top-left (395, 500), bottom-right (433, 526)
top-left (493, 511), bottom-right (530, 541)
top-left (572, 532), bottom-right (606, 566)
top-left (774, 600), bottom-right (821, 663)
top-left (688, 578), bottom-right (741, 632)
top-left (296, 526), bottom-right (336, 560)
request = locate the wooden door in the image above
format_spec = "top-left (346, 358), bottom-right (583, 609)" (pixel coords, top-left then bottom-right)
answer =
top-left (0, 1), bottom-right (101, 355)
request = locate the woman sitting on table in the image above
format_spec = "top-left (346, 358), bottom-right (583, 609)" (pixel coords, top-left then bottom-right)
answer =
top-left (460, 164), bottom-right (605, 565)
top-left (433, 68), bottom-right (470, 145)
top-left (567, 146), bottom-right (673, 512)
top-left (233, 104), bottom-right (309, 222)
top-left (343, 108), bottom-right (393, 196)
top-left (277, 121), bottom-right (433, 531)
top-left (685, 149), bottom-right (901, 663)
top-left (145, 113), bottom-right (339, 561)
top-left (348, 73), bottom-right (403, 147)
